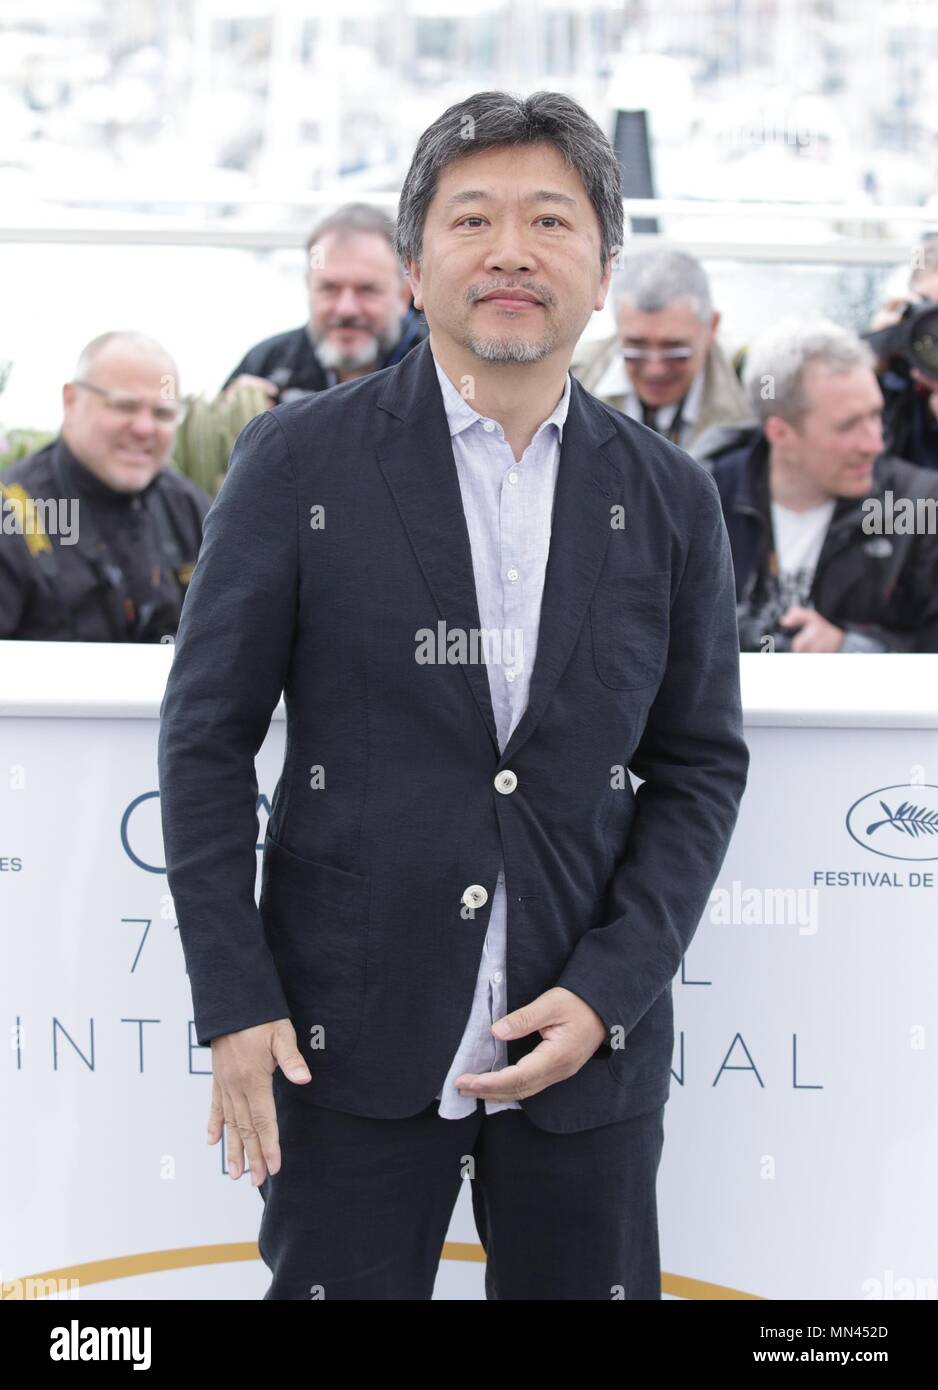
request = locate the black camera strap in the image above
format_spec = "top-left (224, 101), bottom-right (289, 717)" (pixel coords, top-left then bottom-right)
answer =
top-left (641, 390), bottom-right (690, 446)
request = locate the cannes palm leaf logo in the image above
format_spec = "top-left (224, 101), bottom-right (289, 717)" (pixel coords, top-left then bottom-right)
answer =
top-left (847, 784), bottom-right (938, 860)
top-left (865, 799), bottom-right (938, 839)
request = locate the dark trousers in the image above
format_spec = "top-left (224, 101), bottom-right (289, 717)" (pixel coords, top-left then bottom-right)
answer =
top-left (257, 1071), bottom-right (666, 1300)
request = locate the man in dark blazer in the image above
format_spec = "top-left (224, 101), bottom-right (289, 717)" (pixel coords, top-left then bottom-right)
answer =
top-left (158, 90), bottom-right (748, 1300)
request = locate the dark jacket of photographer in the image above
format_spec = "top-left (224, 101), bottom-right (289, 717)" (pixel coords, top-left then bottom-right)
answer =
top-left (879, 364), bottom-right (938, 472)
top-left (695, 422), bottom-right (938, 653)
top-left (0, 436), bottom-right (211, 642)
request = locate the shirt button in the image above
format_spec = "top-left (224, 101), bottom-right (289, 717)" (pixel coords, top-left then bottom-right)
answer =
top-left (462, 884), bottom-right (488, 909)
top-left (494, 769), bottom-right (518, 794)
top-left (507, 471), bottom-right (519, 484)
top-left (492, 971), bottom-right (503, 984)
top-left (505, 669), bottom-right (517, 682)
top-left (482, 420), bottom-right (496, 432)
top-left (507, 567), bottom-right (519, 582)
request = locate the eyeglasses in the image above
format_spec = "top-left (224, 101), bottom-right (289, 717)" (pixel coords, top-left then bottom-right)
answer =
top-left (72, 379), bottom-right (186, 425)
top-left (621, 347), bottom-right (694, 363)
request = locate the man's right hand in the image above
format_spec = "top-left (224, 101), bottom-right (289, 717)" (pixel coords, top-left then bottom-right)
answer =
top-left (868, 293), bottom-right (920, 333)
top-left (207, 1018), bottom-right (311, 1184)
top-left (223, 374), bottom-right (280, 406)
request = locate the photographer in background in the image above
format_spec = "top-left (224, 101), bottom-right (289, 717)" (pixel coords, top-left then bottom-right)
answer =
top-left (570, 245), bottom-right (750, 457)
top-left (0, 331), bottom-right (210, 642)
top-left (862, 233), bottom-right (938, 471)
top-left (695, 318), bottom-right (938, 654)
top-left (222, 202), bottom-right (427, 407)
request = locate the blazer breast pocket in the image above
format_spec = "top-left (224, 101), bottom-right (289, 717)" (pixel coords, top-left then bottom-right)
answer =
top-left (589, 570), bottom-right (671, 691)
top-left (259, 835), bottom-right (370, 1066)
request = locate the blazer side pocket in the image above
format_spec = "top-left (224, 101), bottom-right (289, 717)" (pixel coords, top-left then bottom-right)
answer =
top-left (589, 570), bottom-right (671, 691)
top-left (259, 835), bottom-right (370, 1067)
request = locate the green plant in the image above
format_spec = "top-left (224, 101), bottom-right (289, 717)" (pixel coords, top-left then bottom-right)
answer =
top-left (0, 428), bottom-right (56, 472)
top-left (170, 386), bottom-right (270, 497)
top-left (0, 359), bottom-right (56, 471)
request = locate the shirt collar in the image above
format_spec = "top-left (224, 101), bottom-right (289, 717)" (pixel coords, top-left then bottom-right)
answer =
top-left (432, 348), bottom-right (571, 446)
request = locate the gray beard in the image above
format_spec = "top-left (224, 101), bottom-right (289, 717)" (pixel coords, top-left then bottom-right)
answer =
top-left (463, 324), bottom-right (560, 364)
top-left (314, 333), bottom-right (384, 372)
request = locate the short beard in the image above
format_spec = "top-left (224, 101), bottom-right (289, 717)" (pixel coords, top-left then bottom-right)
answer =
top-left (464, 324), bottom-right (559, 364)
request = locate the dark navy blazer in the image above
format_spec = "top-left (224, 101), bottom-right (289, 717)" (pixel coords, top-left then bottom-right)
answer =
top-left (157, 336), bottom-right (749, 1133)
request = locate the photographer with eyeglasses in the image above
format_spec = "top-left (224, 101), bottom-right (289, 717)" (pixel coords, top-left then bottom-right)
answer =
top-left (0, 330), bottom-right (211, 642)
top-left (570, 245), bottom-right (750, 455)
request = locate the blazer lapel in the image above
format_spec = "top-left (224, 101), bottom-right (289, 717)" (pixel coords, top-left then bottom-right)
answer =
top-left (374, 338), bottom-right (621, 766)
top-left (375, 339), bottom-right (500, 753)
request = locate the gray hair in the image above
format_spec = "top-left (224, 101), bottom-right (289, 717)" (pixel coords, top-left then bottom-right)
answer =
top-left (394, 89), bottom-right (624, 276)
top-left (611, 246), bottom-right (713, 323)
top-left (74, 330), bottom-right (177, 382)
top-left (742, 317), bottom-right (876, 426)
top-left (305, 202), bottom-right (405, 279)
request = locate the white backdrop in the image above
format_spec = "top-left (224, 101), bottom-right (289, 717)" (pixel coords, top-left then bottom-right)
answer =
top-left (2, 646), bottom-right (936, 1301)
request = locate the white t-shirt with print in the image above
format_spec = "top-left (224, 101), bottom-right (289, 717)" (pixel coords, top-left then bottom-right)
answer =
top-left (769, 498), bottom-right (836, 610)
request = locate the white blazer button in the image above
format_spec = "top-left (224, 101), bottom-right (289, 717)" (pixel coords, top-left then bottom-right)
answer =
top-left (462, 884), bottom-right (488, 909)
top-left (494, 769), bottom-right (518, 794)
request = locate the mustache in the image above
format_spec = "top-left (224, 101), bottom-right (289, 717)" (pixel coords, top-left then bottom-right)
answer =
top-left (469, 284), bottom-right (553, 306)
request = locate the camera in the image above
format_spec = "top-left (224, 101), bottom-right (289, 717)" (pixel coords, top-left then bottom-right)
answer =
top-left (266, 368), bottom-right (313, 406)
top-left (736, 598), bottom-right (806, 652)
top-left (863, 299), bottom-right (938, 379)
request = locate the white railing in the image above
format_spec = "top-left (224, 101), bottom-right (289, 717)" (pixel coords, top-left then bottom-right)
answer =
top-left (1, 197), bottom-right (936, 262)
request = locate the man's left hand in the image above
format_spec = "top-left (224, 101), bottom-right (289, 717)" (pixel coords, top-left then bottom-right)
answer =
top-left (455, 987), bottom-right (608, 1102)
top-left (780, 606), bottom-right (845, 652)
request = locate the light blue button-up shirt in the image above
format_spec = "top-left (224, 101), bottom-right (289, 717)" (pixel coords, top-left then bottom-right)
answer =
top-left (431, 349), bottom-right (572, 1118)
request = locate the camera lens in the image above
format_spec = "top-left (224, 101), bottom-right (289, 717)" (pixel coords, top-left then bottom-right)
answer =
top-left (909, 305), bottom-right (938, 376)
